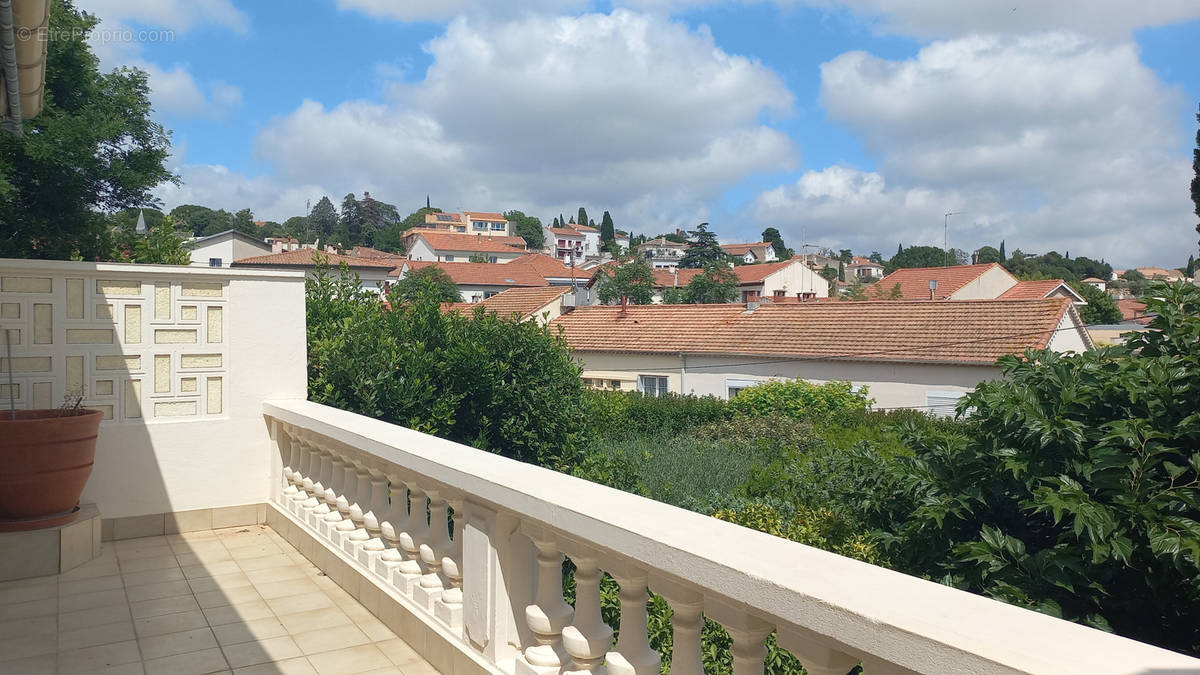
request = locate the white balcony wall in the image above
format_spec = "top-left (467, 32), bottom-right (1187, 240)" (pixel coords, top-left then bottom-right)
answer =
top-left (0, 258), bottom-right (307, 519)
top-left (264, 399), bottom-right (1200, 675)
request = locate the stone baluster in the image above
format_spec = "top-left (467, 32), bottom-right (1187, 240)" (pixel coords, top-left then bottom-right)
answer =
top-left (710, 607), bottom-right (772, 675)
top-left (434, 495), bottom-right (465, 630)
top-left (561, 551), bottom-right (614, 674)
top-left (316, 450), bottom-right (345, 534)
top-left (333, 459), bottom-right (368, 546)
top-left (356, 468), bottom-right (391, 566)
top-left (606, 565), bottom-right (661, 675)
top-left (776, 630), bottom-right (858, 675)
top-left (654, 582), bottom-right (703, 675)
top-left (414, 487), bottom-right (451, 609)
top-left (393, 481), bottom-right (429, 594)
top-left (301, 445), bottom-right (331, 523)
top-left (515, 527), bottom-right (575, 675)
top-left (374, 471), bottom-right (411, 582)
top-left (279, 426), bottom-right (299, 500)
top-left (289, 438), bottom-right (314, 510)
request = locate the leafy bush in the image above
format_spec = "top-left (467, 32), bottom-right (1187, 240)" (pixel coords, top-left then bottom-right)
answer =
top-left (307, 264), bottom-right (588, 465)
top-left (581, 390), bottom-right (728, 439)
top-left (727, 379), bottom-right (871, 424)
top-left (854, 282), bottom-right (1200, 655)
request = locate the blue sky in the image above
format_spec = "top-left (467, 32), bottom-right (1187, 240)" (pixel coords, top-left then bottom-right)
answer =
top-left (81, 0), bottom-right (1200, 266)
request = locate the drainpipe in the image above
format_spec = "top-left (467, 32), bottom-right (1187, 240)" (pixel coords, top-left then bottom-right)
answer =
top-left (0, 0), bottom-right (22, 134)
top-left (679, 353), bottom-right (687, 396)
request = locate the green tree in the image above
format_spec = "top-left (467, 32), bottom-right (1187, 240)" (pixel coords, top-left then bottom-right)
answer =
top-left (659, 287), bottom-right (688, 304)
top-left (600, 211), bottom-right (616, 252)
top-left (1187, 255), bottom-right (1196, 278)
top-left (390, 266), bottom-right (461, 304)
top-left (372, 205), bottom-right (439, 253)
top-left (868, 251), bottom-right (884, 264)
top-left (1193, 103), bottom-right (1199, 249)
top-left (845, 283), bottom-right (1200, 654)
top-left (841, 277), bottom-right (867, 301)
top-left (577, 207), bottom-right (589, 229)
top-left (897, 243), bottom-right (903, 256)
top-left (594, 256), bottom-right (656, 305)
top-left (112, 214), bottom-right (190, 264)
top-left (309, 196), bottom-right (338, 243)
top-left (678, 223), bottom-right (725, 269)
top-left (838, 261), bottom-right (846, 282)
top-left (282, 215), bottom-right (314, 242)
top-left (1120, 269), bottom-right (1150, 297)
top-left (838, 249), bottom-right (852, 263)
top-left (307, 263), bottom-right (587, 465)
top-left (999, 240), bottom-right (1006, 261)
top-left (891, 245), bottom-right (957, 269)
top-left (761, 227), bottom-right (791, 260)
top-left (818, 265), bottom-right (838, 283)
top-left (337, 193), bottom-right (362, 248)
top-left (231, 208), bottom-right (257, 236)
top-left (686, 263), bottom-right (738, 303)
top-left (0, 0), bottom-right (175, 260)
top-left (975, 245), bottom-right (1002, 264)
top-left (1069, 281), bottom-right (1122, 324)
top-left (504, 210), bottom-right (544, 249)
top-left (171, 205), bottom-right (225, 236)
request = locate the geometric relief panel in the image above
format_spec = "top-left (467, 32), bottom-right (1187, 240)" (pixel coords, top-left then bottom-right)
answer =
top-left (0, 270), bottom-right (229, 423)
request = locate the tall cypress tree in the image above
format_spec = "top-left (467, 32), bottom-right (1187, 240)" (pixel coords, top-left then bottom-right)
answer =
top-left (1000, 240), bottom-right (1006, 261)
top-left (578, 207), bottom-right (589, 229)
top-left (1192, 103), bottom-right (1199, 249)
top-left (896, 243), bottom-right (903, 256)
top-left (600, 211), bottom-right (616, 251)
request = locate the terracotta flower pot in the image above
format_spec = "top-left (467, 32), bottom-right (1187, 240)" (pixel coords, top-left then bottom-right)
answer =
top-left (0, 408), bottom-right (103, 531)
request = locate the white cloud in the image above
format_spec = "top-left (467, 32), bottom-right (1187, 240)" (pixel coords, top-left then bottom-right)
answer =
top-left (76, 2), bottom-right (246, 120)
top-left (169, 10), bottom-right (795, 228)
top-left (335, 0), bottom-right (589, 22)
top-left (748, 34), bottom-right (1194, 266)
top-left (79, 0), bottom-right (247, 33)
top-left (803, 0), bottom-right (1200, 41)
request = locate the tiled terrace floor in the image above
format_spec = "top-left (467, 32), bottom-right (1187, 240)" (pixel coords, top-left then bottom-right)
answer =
top-left (0, 525), bottom-right (438, 675)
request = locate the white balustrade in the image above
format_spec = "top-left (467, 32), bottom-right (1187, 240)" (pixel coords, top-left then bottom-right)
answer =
top-left (560, 550), bottom-right (613, 674)
top-left (265, 401), bottom-right (1200, 675)
top-left (515, 527), bottom-right (574, 675)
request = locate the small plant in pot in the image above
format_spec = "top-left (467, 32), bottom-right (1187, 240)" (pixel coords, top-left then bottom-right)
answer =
top-left (1, 338), bottom-right (104, 531)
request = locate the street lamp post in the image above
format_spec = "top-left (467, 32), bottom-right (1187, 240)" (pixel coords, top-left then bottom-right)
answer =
top-left (943, 211), bottom-right (961, 266)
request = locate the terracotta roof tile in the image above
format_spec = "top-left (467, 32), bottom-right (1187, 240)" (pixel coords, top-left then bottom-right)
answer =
top-left (407, 231), bottom-right (528, 254)
top-left (233, 249), bottom-right (396, 268)
top-left (650, 259), bottom-right (801, 287)
top-left (463, 211), bottom-right (507, 221)
top-left (393, 261), bottom-right (548, 287)
top-left (999, 279), bottom-right (1073, 300)
top-left (425, 213), bottom-right (464, 224)
top-left (1116, 298), bottom-right (1151, 322)
top-left (550, 298), bottom-right (1077, 364)
top-left (847, 256), bottom-right (883, 267)
top-left (720, 243), bottom-right (768, 256)
top-left (549, 227), bottom-right (585, 237)
top-left (510, 253), bottom-right (594, 279)
top-left (445, 286), bottom-right (571, 320)
top-left (573, 224), bottom-right (599, 232)
top-left (875, 263), bottom-right (1009, 300)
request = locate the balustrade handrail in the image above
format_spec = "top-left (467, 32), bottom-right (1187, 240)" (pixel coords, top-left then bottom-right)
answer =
top-left (264, 399), bottom-right (1200, 674)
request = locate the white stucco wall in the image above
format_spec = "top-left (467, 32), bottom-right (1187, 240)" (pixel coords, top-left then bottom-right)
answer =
top-left (760, 261), bottom-right (830, 298)
top-left (574, 350), bottom-right (1000, 410)
top-left (189, 235), bottom-right (270, 267)
top-left (949, 265), bottom-right (1018, 299)
top-left (1046, 310), bottom-right (1090, 353)
top-left (0, 259), bottom-right (307, 519)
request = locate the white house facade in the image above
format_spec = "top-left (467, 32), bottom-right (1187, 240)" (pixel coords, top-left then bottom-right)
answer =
top-left (188, 230), bottom-right (272, 267)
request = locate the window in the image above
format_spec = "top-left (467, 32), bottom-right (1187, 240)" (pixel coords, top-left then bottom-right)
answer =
top-left (773, 290), bottom-right (786, 299)
top-left (726, 378), bottom-right (757, 400)
top-left (454, 226), bottom-right (466, 232)
top-left (490, 222), bottom-right (506, 231)
top-left (609, 380), bottom-right (621, 390)
top-left (208, 258), bottom-right (222, 267)
top-left (444, 255), bottom-right (455, 262)
top-left (925, 390), bottom-right (967, 418)
top-left (638, 375), bottom-right (668, 397)
top-left (472, 221), bottom-right (488, 231)
top-left (488, 256), bottom-right (498, 264)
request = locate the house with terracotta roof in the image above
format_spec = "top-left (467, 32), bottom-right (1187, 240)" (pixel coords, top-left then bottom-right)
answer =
top-left (391, 260), bottom-right (549, 303)
top-left (570, 224), bottom-right (603, 257)
top-left (444, 286), bottom-right (574, 326)
top-left (1082, 277), bottom-right (1107, 292)
top-left (643, 258), bottom-right (829, 303)
top-left (636, 237), bottom-right (689, 269)
top-left (232, 249), bottom-right (397, 290)
top-left (463, 211), bottom-right (511, 237)
top-left (402, 230), bottom-right (527, 264)
top-left (875, 263), bottom-right (1086, 306)
top-left (510, 253), bottom-right (594, 287)
top-left (187, 230), bottom-right (272, 268)
top-left (721, 242), bottom-right (777, 264)
top-left (550, 297), bottom-right (1091, 413)
top-left (845, 256), bottom-right (885, 281)
top-left (542, 227), bottom-right (587, 264)
top-left (424, 212), bottom-right (467, 232)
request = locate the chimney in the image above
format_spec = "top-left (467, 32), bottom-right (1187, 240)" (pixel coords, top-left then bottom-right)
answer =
top-left (619, 294), bottom-right (628, 317)
top-left (929, 279), bottom-right (938, 300)
top-left (745, 290), bottom-right (760, 310)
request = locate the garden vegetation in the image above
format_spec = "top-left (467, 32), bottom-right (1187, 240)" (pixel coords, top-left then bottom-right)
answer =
top-left (307, 265), bottom-right (1200, 669)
